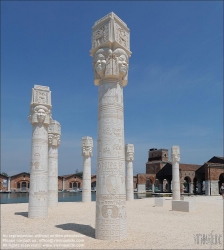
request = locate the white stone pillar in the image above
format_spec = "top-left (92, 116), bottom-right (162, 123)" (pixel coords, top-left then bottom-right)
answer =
top-left (62, 178), bottom-right (65, 191)
top-left (152, 184), bottom-right (155, 192)
top-left (82, 136), bottom-right (93, 203)
top-left (125, 144), bottom-right (134, 201)
top-left (48, 120), bottom-right (61, 207)
top-left (28, 85), bottom-right (52, 218)
top-left (205, 180), bottom-right (210, 196)
top-left (7, 177), bottom-right (11, 192)
top-left (189, 182), bottom-right (193, 194)
top-left (90, 12), bottom-right (131, 241)
top-left (171, 146), bottom-right (181, 200)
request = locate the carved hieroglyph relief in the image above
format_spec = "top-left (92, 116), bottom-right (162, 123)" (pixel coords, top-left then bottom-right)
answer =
top-left (28, 85), bottom-right (52, 218)
top-left (95, 81), bottom-right (127, 241)
top-left (171, 146), bottom-right (180, 200)
top-left (92, 24), bottom-right (109, 48)
top-left (82, 137), bottom-right (93, 203)
top-left (48, 120), bottom-right (61, 207)
top-left (125, 144), bottom-right (134, 201)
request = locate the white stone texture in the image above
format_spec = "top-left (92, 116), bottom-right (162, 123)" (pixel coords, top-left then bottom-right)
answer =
top-left (92, 13), bottom-right (131, 241)
top-left (137, 184), bottom-right (145, 193)
top-left (171, 146), bottom-right (181, 200)
top-left (154, 197), bottom-right (164, 207)
top-left (28, 85), bottom-right (52, 218)
top-left (172, 200), bottom-right (195, 212)
top-left (48, 120), bottom-right (61, 207)
top-left (125, 144), bottom-right (134, 201)
top-left (82, 136), bottom-right (93, 203)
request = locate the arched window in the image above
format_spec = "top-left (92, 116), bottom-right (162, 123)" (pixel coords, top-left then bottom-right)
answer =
top-left (21, 182), bottom-right (26, 190)
top-left (17, 183), bottom-right (20, 188)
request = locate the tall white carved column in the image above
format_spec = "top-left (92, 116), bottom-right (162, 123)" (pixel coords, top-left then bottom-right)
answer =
top-left (125, 144), bottom-right (134, 201)
top-left (171, 146), bottom-right (181, 200)
top-left (28, 85), bottom-right (52, 218)
top-left (48, 120), bottom-right (61, 207)
top-left (7, 177), bottom-right (11, 192)
top-left (90, 12), bottom-right (131, 241)
top-left (82, 136), bottom-right (93, 203)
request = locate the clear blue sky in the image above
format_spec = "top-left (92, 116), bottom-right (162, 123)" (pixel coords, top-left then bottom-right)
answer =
top-left (1, 1), bottom-right (223, 176)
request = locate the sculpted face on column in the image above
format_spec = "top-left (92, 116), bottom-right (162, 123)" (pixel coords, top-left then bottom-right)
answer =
top-left (171, 146), bottom-right (180, 163)
top-left (114, 48), bottom-right (129, 79)
top-left (48, 134), bottom-right (60, 147)
top-left (82, 137), bottom-right (93, 157)
top-left (29, 105), bottom-right (51, 126)
top-left (93, 47), bottom-right (129, 85)
top-left (37, 109), bottom-right (46, 123)
top-left (125, 144), bottom-right (134, 162)
top-left (82, 146), bottom-right (93, 157)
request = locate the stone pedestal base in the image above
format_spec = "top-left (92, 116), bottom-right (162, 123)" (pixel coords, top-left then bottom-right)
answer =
top-left (137, 184), bottom-right (145, 193)
top-left (172, 200), bottom-right (195, 212)
top-left (154, 197), bottom-right (164, 207)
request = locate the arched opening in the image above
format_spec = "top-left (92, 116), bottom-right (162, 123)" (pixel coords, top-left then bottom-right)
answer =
top-left (28, 182), bottom-right (30, 188)
top-left (146, 178), bottom-right (152, 191)
top-left (17, 183), bottom-right (20, 189)
top-left (163, 179), bottom-right (168, 192)
top-left (21, 182), bottom-right (26, 190)
top-left (91, 181), bottom-right (96, 190)
top-left (219, 173), bottom-right (224, 193)
top-left (154, 179), bottom-right (160, 192)
top-left (193, 177), bottom-right (197, 194)
top-left (184, 177), bottom-right (191, 193)
top-left (69, 182), bottom-right (73, 189)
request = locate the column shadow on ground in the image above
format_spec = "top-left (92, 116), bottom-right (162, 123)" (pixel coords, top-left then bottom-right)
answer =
top-left (55, 223), bottom-right (95, 238)
top-left (15, 212), bottom-right (28, 218)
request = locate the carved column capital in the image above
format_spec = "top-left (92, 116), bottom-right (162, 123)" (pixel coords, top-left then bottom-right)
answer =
top-left (125, 144), bottom-right (134, 162)
top-left (90, 12), bottom-right (131, 87)
top-left (48, 120), bottom-right (61, 147)
top-left (82, 136), bottom-right (93, 157)
top-left (92, 47), bottom-right (129, 86)
top-left (29, 85), bottom-right (52, 126)
top-left (171, 146), bottom-right (180, 163)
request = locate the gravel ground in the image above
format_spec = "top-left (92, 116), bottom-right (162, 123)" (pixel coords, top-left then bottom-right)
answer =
top-left (1, 196), bottom-right (223, 249)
